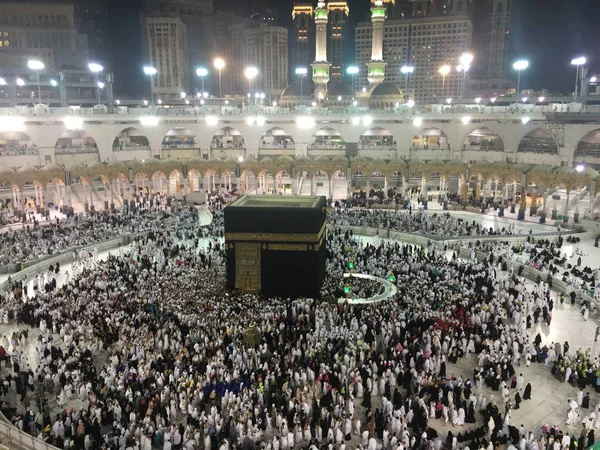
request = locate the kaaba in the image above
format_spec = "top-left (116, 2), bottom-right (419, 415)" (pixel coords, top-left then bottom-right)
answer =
top-left (224, 195), bottom-right (327, 298)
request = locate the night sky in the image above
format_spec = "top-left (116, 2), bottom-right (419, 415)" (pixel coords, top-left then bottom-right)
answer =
top-left (107, 0), bottom-right (600, 96)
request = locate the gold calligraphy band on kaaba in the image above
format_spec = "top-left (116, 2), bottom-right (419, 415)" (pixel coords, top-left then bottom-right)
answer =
top-left (225, 222), bottom-right (326, 243)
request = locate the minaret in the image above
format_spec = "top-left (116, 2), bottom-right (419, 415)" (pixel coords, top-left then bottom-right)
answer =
top-left (310, 1), bottom-right (331, 100)
top-left (366, 0), bottom-right (387, 89)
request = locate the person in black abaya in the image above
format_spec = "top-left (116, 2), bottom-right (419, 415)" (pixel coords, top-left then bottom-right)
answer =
top-left (583, 392), bottom-right (591, 409)
top-left (523, 383), bottom-right (532, 400)
top-left (465, 403), bottom-right (476, 423)
top-left (514, 392), bottom-right (522, 410)
top-left (361, 388), bottom-right (371, 408)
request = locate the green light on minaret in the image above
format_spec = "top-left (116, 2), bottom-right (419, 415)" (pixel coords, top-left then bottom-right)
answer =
top-left (372, 0), bottom-right (386, 18)
top-left (315, 9), bottom-right (328, 20)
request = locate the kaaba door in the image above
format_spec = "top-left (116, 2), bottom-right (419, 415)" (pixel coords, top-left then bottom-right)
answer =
top-left (235, 243), bottom-right (261, 291)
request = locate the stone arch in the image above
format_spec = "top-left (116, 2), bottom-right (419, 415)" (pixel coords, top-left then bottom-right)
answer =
top-left (168, 169), bottom-right (184, 196)
top-left (239, 169), bottom-right (257, 193)
top-left (151, 170), bottom-right (168, 194)
top-left (575, 129), bottom-right (600, 158)
top-left (162, 128), bottom-right (197, 149)
top-left (359, 127), bottom-right (395, 149)
top-left (211, 127), bottom-right (245, 150)
top-left (113, 127), bottom-right (150, 151)
top-left (517, 128), bottom-right (559, 154)
top-left (55, 129), bottom-right (98, 154)
top-left (0, 131), bottom-right (37, 155)
top-left (462, 127), bottom-right (505, 151)
top-left (259, 127), bottom-right (295, 149)
top-left (187, 168), bottom-right (202, 192)
top-left (411, 128), bottom-right (448, 150)
top-left (309, 127), bottom-right (346, 149)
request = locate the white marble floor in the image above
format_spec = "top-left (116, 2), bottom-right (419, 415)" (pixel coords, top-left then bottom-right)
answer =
top-left (1, 213), bottom-right (600, 442)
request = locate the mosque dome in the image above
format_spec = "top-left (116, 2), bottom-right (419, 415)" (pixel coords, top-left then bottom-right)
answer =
top-left (370, 82), bottom-right (403, 98)
top-left (281, 83), bottom-right (313, 98)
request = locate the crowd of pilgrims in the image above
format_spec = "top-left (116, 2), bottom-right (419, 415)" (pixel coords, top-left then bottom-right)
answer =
top-left (462, 235), bottom-right (598, 293)
top-left (0, 206), bottom-right (597, 450)
top-left (327, 210), bottom-right (516, 238)
top-left (0, 202), bottom-right (187, 267)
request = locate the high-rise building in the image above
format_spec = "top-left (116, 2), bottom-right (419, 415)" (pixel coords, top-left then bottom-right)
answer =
top-left (326, 1), bottom-right (349, 81)
top-left (486, 0), bottom-right (511, 80)
top-left (143, 0), bottom-right (214, 88)
top-left (243, 25), bottom-right (288, 98)
top-left (73, 0), bottom-right (111, 66)
top-left (291, 3), bottom-right (315, 79)
top-left (356, 14), bottom-right (472, 104)
top-left (199, 12), bottom-right (255, 96)
top-left (144, 16), bottom-right (189, 99)
top-left (0, 1), bottom-right (89, 70)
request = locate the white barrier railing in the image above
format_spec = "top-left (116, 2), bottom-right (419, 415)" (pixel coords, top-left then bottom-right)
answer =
top-left (0, 410), bottom-right (60, 450)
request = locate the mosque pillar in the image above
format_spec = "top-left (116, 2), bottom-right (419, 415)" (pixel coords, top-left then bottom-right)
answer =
top-left (310, 175), bottom-right (314, 195)
top-left (589, 179), bottom-right (596, 214)
top-left (564, 188), bottom-right (571, 222)
top-left (421, 176), bottom-right (426, 194)
top-left (504, 183), bottom-right (509, 202)
top-left (245, 175), bottom-right (249, 193)
top-left (12, 187), bottom-right (17, 207)
top-left (366, 179), bottom-right (371, 194)
top-left (212, 174), bottom-right (216, 191)
top-left (384, 176), bottom-right (388, 195)
top-left (512, 181), bottom-right (517, 201)
top-left (329, 176), bottom-right (333, 200)
top-left (67, 185), bottom-right (72, 207)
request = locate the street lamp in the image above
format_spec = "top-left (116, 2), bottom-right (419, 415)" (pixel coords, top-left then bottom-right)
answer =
top-left (295, 67), bottom-right (307, 100)
top-left (16, 78), bottom-right (25, 86)
top-left (571, 56), bottom-right (587, 101)
top-left (97, 81), bottom-right (105, 89)
top-left (143, 66), bottom-right (157, 106)
top-left (196, 67), bottom-right (208, 94)
top-left (50, 79), bottom-right (58, 87)
top-left (401, 65), bottom-right (415, 92)
top-left (347, 66), bottom-right (359, 91)
top-left (439, 65), bottom-right (451, 100)
top-left (512, 60), bottom-right (529, 96)
top-left (214, 57), bottom-right (225, 99)
top-left (244, 67), bottom-right (258, 105)
top-left (27, 59), bottom-right (45, 105)
top-left (88, 62), bottom-right (104, 104)
top-left (0, 78), bottom-right (6, 86)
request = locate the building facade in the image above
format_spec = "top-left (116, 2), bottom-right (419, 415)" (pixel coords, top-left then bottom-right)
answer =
top-left (73, 0), bottom-right (111, 66)
top-left (243, 25), bottom-right (288, 99)
top-left (143, 0), bottom-right (214, 92)
top-left (0, 1), bottom-right (89, 70)
top-left (356, 15), bottom-right (472, 104)
top-left (291, 3), bottom-right (315, 80)
top-left (144, 16), bottom-right (189, 99)
top-left (326, 2), bottom-right (349, 82)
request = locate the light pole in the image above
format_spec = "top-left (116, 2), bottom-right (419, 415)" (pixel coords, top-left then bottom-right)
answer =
top-left (346, 66), bottom-right (359, 92)
top-left (512, 59), bottom-right (529, 98)
top-left (458, 52), bottom-right (473, 101)
top-left (438, 65), bottom-right (450, 101)
top-left (295, 67), bottom-right (307, 100)
top-left (143, 66), bottom-right (157, 106)
top-left (571, 56), bottom-right (587, 101)
top-left (88, 62), bottom-right (104, 104)
top-left (400, 65), bottom-right (415, 93)
top-left (27, 59), bottom-right (45, 105)
top-left (244, 67), bottom-right (258, 105)
top-left (214, 58), bottom-right (225, 99)
top-left (196, 67), bottom-right (208, 95)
